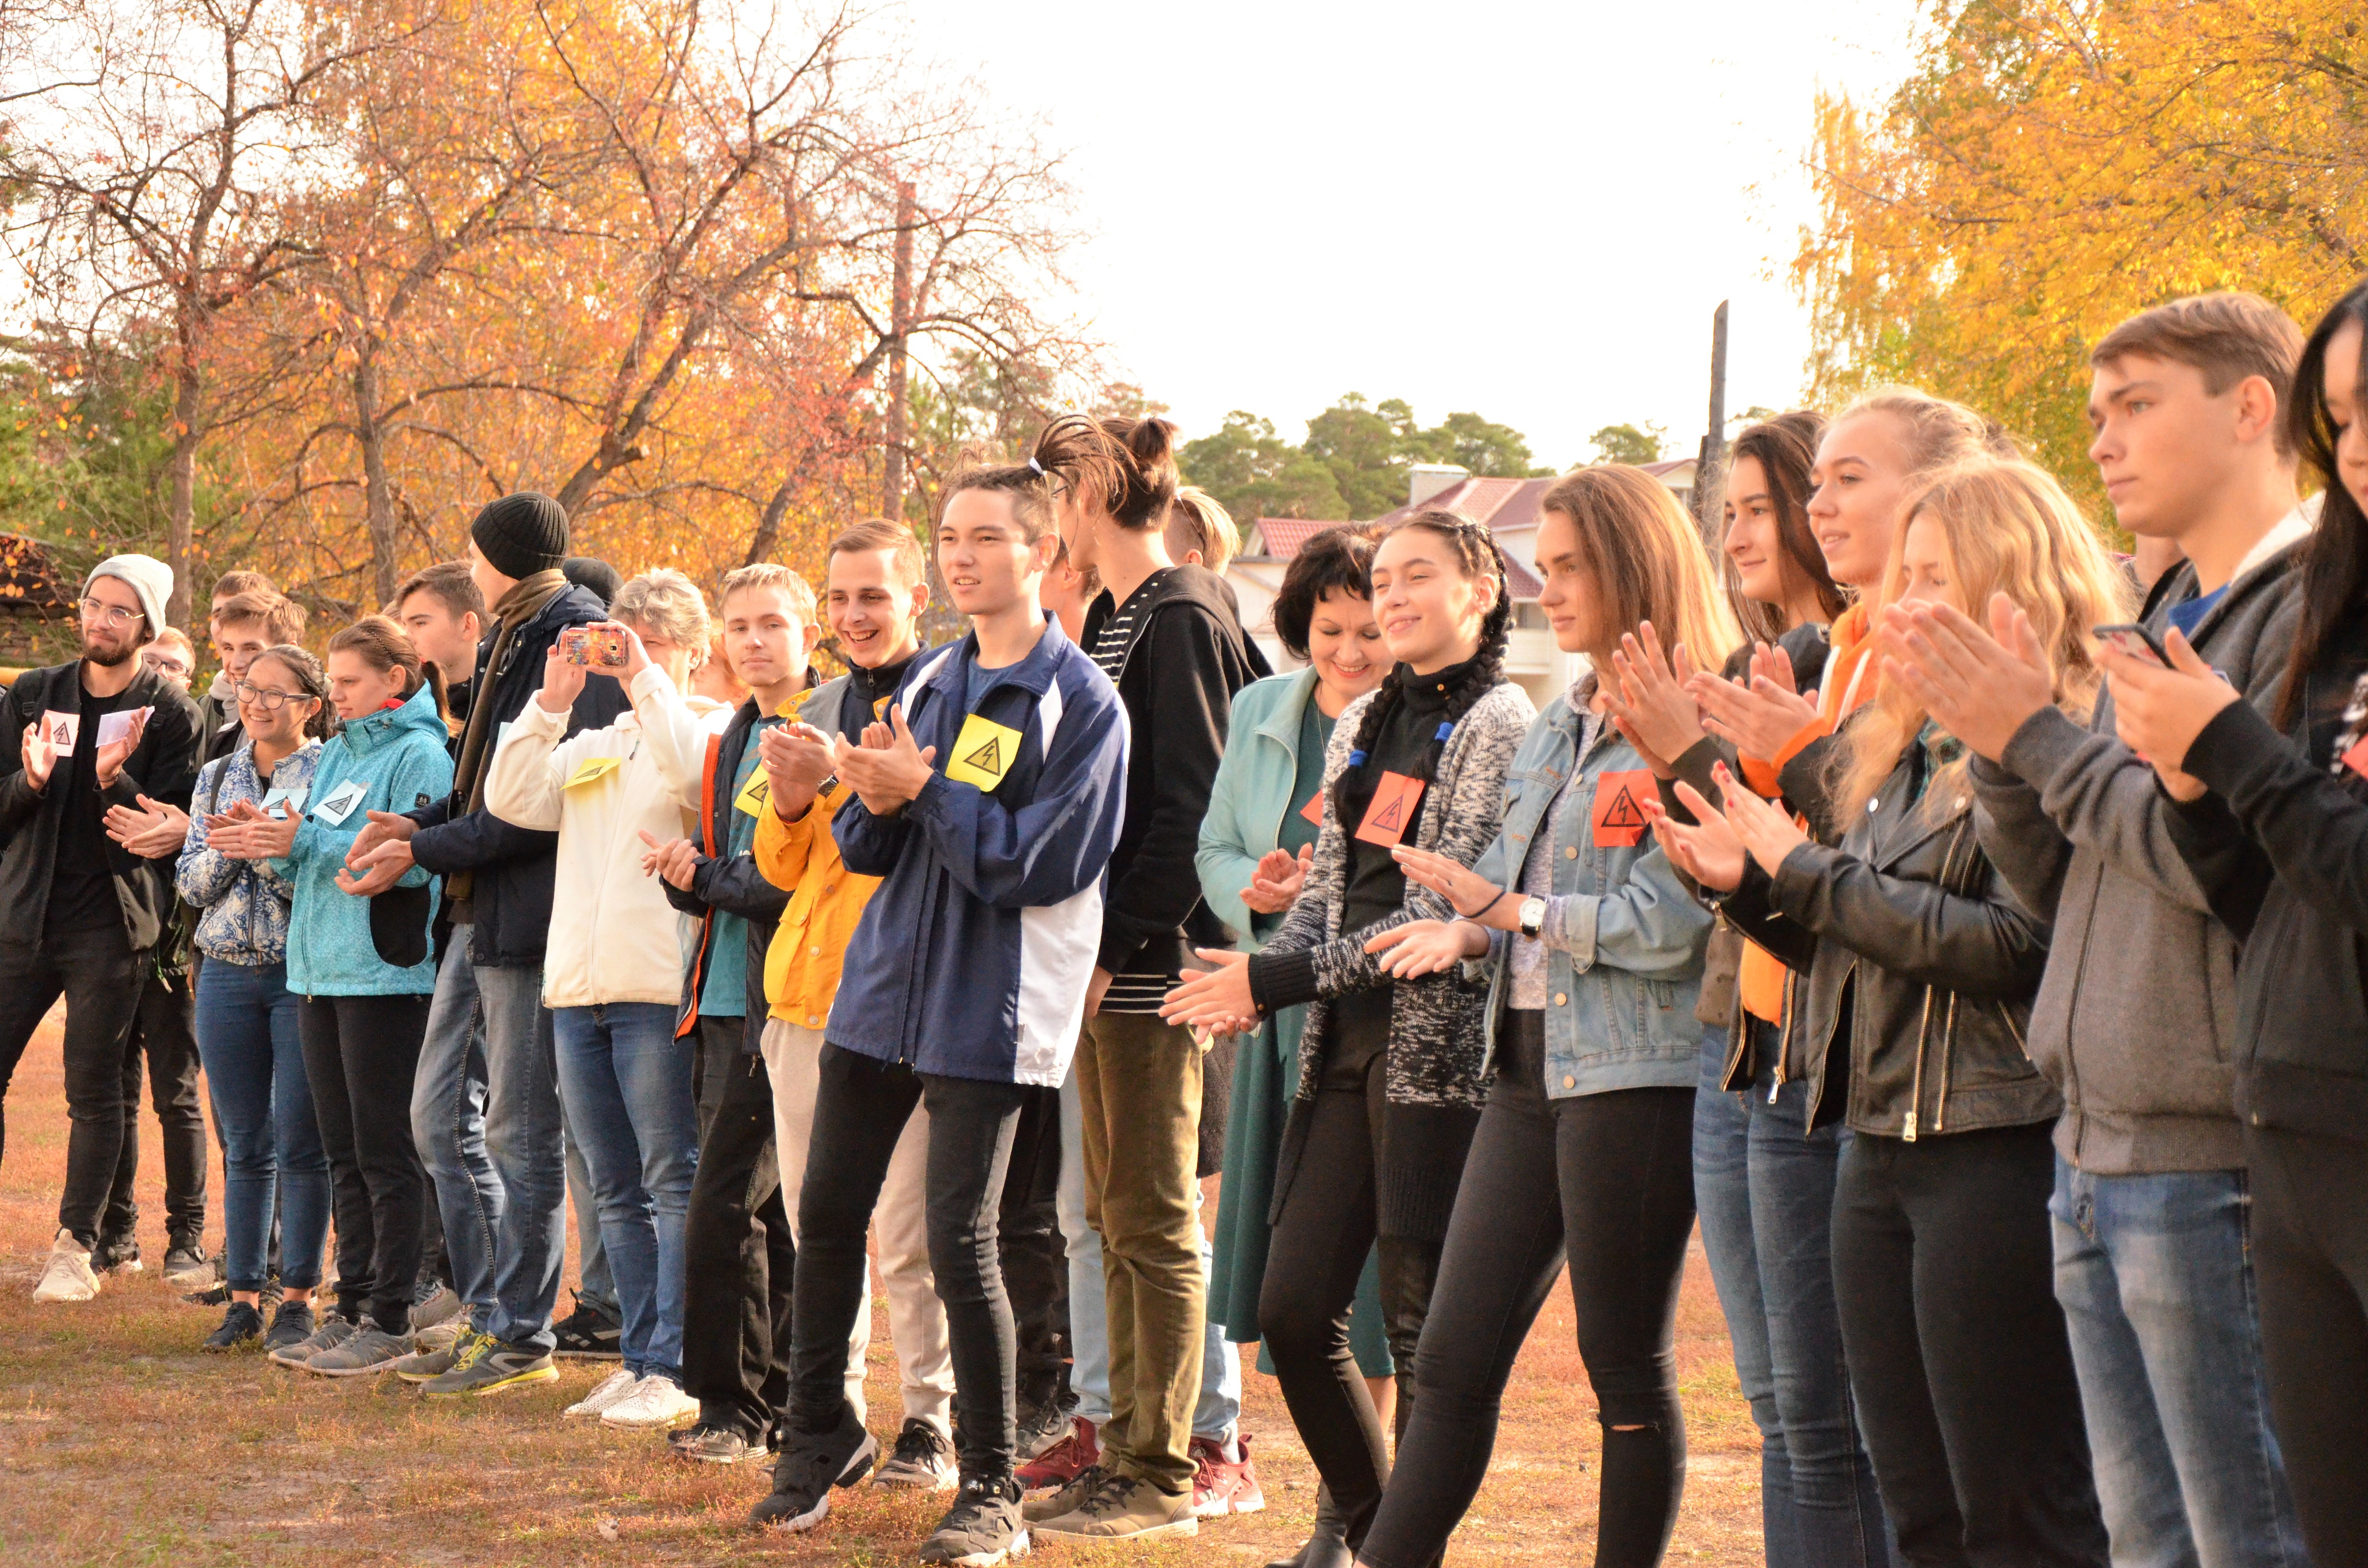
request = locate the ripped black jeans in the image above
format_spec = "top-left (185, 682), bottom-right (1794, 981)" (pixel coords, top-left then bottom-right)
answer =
top-left (1361, 1011), bottom-right (1697, 1568)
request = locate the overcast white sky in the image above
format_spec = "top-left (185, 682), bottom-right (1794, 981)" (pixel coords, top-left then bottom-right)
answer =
top-left (902, 0), bottom-right (1920, 472)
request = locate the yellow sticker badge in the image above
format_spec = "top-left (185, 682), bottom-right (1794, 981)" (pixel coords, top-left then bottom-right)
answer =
top-left (564, 756), bottom-right (621, 789)
top-left (944, 712), bottom-right (1024, 791)
top-left (734, 768), bottom-right (772, 817)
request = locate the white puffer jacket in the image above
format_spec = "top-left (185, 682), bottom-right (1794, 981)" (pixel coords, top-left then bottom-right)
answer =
top-left (484, 667), bottom-right (731, 1007)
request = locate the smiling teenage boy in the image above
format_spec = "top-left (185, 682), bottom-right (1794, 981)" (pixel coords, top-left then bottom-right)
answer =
top-left (748, 465), bottom-right (1126, 1568)
top-left (748, 520), bottom-right (959, 1489)
top-left (1885, 292), bottom-right (2311, 1564)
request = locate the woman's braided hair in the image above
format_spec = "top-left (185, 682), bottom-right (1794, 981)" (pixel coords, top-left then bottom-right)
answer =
top-left (1329, 509), bottom-right (1515, 832)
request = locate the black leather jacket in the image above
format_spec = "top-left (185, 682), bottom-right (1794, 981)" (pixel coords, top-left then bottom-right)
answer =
top-left (1716, 730), bottom-right (2059, 1140)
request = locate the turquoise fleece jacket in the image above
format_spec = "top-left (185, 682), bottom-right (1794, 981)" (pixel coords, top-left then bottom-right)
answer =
top-left (276, 684), bottom-right (454, 996)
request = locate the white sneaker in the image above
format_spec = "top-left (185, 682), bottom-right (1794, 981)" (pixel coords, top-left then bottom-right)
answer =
top-left (565, 1367), bottom-right (641, 1419)
top-left (600, 1373), bottom-right (700, 1429)
top-left (31, 1230), bottom-right (100, 1302)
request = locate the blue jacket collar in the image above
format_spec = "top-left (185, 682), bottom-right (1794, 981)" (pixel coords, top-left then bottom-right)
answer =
top-left (923, 617), bottom-right (1069, 704)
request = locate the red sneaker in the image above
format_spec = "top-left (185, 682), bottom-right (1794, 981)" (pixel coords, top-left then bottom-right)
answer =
top-left (1016, 1414), bottom-right (1100, 1493)
top-left (1190, 1432), bottom-right (1267, 1518)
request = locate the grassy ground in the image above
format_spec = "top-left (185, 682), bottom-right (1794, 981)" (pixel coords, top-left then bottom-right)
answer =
top-left (0, 1007), bottom-right (1767, 1565)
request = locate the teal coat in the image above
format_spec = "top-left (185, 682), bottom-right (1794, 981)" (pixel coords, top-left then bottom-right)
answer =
top-left (276, 684), bottom-right (453, 996)
top-left (1196, 668), bottom-right (1392, 1373)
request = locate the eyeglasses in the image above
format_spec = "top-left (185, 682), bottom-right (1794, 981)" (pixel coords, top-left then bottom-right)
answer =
top-left (79, 596), bottom-right (144, 630)
top-left (147, 656), bottom-right (192, 676)
top-left (233, 679), bottom-right (309, 710)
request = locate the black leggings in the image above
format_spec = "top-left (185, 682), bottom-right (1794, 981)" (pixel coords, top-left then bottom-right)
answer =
top-left (296, 992), bottom-right (431, 1333)
top-left (790, 1043), bottom-right (1028, 1479)
top-left (1259, 1052), bottom-right (1440, 1547)
top-left (1831, 1124), bottom-right (2107, 1568)
top-left (2247, 1120), bottom-right (2368, 1565)
top-left (1362, 1014), bottom-right (1697, 1568)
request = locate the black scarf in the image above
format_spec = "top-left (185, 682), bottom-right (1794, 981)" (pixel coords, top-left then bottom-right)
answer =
top-left (837, 646), bottom-right (921, 738)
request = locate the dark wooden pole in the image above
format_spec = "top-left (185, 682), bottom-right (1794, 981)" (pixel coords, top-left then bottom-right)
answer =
top-left (881, 180), bottom-right (916, 520)
top-left (1696, 298), bottom-right (1730, 541)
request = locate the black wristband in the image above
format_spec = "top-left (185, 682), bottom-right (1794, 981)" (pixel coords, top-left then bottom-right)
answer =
top-left (1470, 888), bottom-right (1508, 921)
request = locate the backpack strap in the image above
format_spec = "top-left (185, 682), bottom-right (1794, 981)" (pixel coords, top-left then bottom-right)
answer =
top-left (699, 731), bottom-right (724, 856)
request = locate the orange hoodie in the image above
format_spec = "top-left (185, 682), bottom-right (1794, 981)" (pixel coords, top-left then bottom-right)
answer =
top-left (1738, 603), bottom-right (1876, 1027)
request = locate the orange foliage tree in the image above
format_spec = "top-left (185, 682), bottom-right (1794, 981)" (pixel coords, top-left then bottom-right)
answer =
top-left (1795, 0), bottom-right (2368, 508)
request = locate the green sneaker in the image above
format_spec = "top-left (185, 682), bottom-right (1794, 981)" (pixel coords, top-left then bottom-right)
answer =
top-left (418, 1333), bottom-right (558, 1398)
top-left (393, 1324), bottom-right (476, 1384)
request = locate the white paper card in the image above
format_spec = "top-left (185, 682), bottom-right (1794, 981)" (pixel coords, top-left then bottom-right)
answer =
top-left (310, 778), bottom-right (370, 826)
top-left (259, 784), bottom-right (308, 815)
top-left (94, 706), bottom-right (151, 748)
top-left (37, 710), bottom-right (79, 755)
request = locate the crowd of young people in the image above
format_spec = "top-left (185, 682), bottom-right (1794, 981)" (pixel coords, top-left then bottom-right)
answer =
top-left (3, 280), bottom-right (2367, 1568)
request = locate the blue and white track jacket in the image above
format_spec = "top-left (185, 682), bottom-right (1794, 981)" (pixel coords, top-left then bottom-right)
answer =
top-left (828, 619), bottom-right (1130, 1086)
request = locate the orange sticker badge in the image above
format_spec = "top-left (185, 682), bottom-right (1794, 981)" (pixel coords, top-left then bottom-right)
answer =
top-left (1298, 791), bottom-right (1325, 827)
top-left (2344, 735), bottom-right (2368, 782)
top-left (1353, 771), bottom-right (1426, 847)
top-left (1591, 769), bottom-right (1654, 849)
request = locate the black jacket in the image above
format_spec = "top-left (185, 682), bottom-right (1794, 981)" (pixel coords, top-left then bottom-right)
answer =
top-left (665, 693), bottom-right (791, 1049)
top-left (404, 581), bottom-right (629, 967)
top-left (1658, 620), bottom-right (1834, 1037)
top-left (2168, 611), bottom-right (2368, 1143)
top-left (1716, 728), bottom-right (2058, 1140)
top-left (1079, 564), bottom-right (1263, 978)
top-left (0, 661), bottom-right (202, 952)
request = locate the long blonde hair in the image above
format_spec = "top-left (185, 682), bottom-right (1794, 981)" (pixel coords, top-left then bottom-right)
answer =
top-left (1538, 464), bottom-right (1745, 673)
top-left (1834, 457), bottom-right (2132, 822)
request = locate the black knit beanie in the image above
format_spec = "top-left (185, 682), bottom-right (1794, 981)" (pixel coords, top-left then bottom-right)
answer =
top-left (470, 492), bottom-right (569, 580)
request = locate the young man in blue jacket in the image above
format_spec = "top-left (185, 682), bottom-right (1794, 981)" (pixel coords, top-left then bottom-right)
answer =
top-left (339, 493), bottom-right (629, 1395)
top-left (748, 463), bottom-right (1128, 1568)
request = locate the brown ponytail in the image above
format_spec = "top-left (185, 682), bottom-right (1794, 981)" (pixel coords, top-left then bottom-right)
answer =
top-left (1029, 413), bottom-right (1180, 529)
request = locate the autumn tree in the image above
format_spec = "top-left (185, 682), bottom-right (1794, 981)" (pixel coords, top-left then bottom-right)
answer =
top-left (0, 0), bottom-right (416, 620)
top-left (1797, 0), bottom-right (2368, 505)
top-left (1589, 421), bottom-right (1666, 466)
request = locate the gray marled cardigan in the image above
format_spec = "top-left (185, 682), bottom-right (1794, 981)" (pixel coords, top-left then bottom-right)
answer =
top-left (1264, 679), bottom-right (1535, 1111)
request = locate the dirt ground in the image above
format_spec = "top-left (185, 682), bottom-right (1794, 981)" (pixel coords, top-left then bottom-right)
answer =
top-left (0, 1008), bottom-right (1767, 1565)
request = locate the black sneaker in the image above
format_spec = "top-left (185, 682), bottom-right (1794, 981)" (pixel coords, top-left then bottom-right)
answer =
top-left (262, 1300), bottom-right (317, 1354)
top-left (162, 1236), bottom-right (210, 1290)
top-left (749, 1407), bottom-right (878, 1531)
top-left (182, 1280), bottom-right (232, 1308)
top-left (91, 1232), bottom-right (143, 1274)
top-left (550, 1290), bottom-right (622, 1360)
top-left (876, 1416), bottom-right (958, 1489)
top-left (204, 1301), bottom-right (264, 1352)
top-left (919, 1473), bottom-right (1029, 1566)
top-left (1014, 1395), bottom-right (1075, 1461)
top-left (671, 1423), bottom-right (772, 1464)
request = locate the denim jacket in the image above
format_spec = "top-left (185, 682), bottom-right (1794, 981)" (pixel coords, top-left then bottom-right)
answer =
top-left (1467, 682), bottom-right (1711, 1099)
top-left (175, 740), bottom-right (322, 967)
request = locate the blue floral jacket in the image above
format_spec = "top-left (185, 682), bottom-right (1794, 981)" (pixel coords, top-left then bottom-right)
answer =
top-left (175, 740), bottom-right (323, 967)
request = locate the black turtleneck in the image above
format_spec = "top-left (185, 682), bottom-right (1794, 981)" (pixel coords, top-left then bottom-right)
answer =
top-left (1247, 652), bottom-right (1482, 1022)
top-left (837, 645), bottom-right (922, 738)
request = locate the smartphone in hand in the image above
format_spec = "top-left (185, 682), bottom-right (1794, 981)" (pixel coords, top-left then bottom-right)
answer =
top-left (2094, 623), bottom-right (2171, 666)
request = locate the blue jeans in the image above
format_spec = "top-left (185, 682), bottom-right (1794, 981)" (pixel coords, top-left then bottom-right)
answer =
top-left (553, 1003), bottom-right (699, 1378)
top-left (410, 930), bottom-right (567, 1353)
top-left (194, 958), bottom-right (330, 1292)
top-left (1058, 1063), bottom-right (1240, 1440)
top-left (2051, 1157), bottom-right (2306, 1568)
top-left (1694, 1023), bottom-right (1891, 1568)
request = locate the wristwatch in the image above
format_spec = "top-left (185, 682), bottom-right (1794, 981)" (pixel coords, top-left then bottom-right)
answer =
top-left (1517, 896), bottom-right (1548, 940)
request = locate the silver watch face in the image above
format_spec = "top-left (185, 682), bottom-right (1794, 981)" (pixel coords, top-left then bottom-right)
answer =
top-left (1520, 895), bottom-right (1548, 935)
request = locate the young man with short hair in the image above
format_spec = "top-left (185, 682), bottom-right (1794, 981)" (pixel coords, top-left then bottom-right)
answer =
top-left (653, 565), bottom-right (814, 1462)
top-left (748, 520), bottom-right (958, 1488)
top-left (1888, 291), bottom-right (2311, 1563)
top-left (337, 493), bottom-right (629, 1393)
top-left (749, 466), bottom-right (1127, 1568)
top-left (196, 592), bottom-right (304, 767)
top-left (143, 631), bottom-right (196, 689)
top-left (0, 555), bottom-right (202, 1301)
top-left (394, 563), bottom-right (486, 732)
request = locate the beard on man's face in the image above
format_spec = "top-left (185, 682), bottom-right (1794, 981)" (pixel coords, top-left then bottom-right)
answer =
top-left (80, 627), bottom-right (139, 668)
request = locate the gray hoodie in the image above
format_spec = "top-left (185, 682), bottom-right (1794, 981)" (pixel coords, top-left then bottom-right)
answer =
top-left (1971, 505), bottom-right (2312, 1174)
